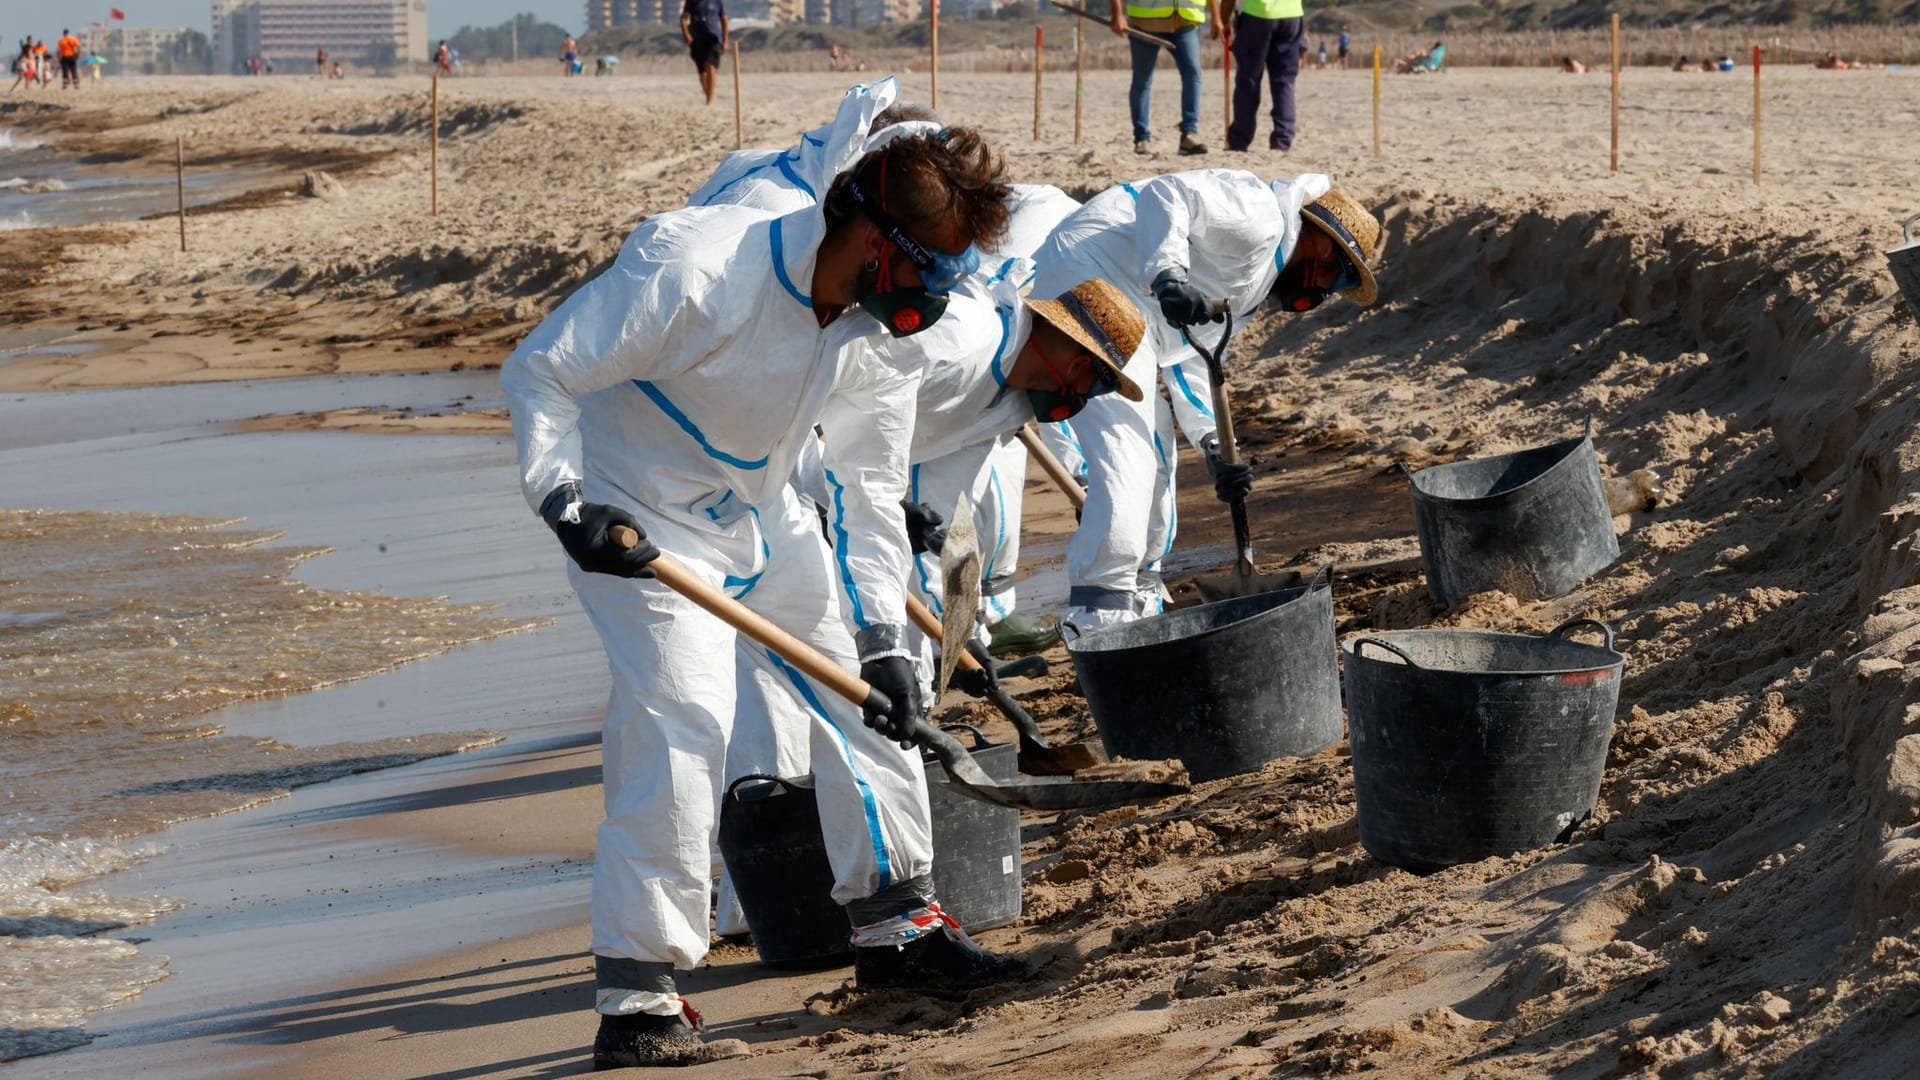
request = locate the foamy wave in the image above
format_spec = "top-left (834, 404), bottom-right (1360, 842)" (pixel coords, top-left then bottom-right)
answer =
top-left (0, 129), bottom-right (38, 151)
top-left (0, 211), bottom-right (34, 232)
top-left (0, 837), bottom-right (179, 932)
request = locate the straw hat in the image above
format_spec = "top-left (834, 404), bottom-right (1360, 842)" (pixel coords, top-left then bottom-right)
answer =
top-left (1299, 188), bottom-right (1382, 307)
top-left (1023, 279), bottom-right (1145, 402)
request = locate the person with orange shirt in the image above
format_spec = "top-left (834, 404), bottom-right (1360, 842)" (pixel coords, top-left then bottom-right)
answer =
top-left (57, 30), bottom-right (80, 89)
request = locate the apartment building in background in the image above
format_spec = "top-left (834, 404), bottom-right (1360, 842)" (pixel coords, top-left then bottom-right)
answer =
top-left (213, 0), bottom-right (427, 72)
top-left (77, 26), bottom-right (191, 73)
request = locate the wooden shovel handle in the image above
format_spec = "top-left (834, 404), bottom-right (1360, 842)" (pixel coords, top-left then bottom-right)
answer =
top-left (905, 594), bottom-right (985, 672)
top-left (1017, 423), bottom-right (1087, 511)
top-left (609, 524), bottom-right (878, 710)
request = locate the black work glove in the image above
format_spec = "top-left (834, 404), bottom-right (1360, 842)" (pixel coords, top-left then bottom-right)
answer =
top-left (1201, 434), bottom-right (1254, 504)
top-left (901, 500), bottom-right (948, 556)
top-left (1152, 269), bottom-right (1222, 328)
top-left (859, 655), bottom-right (924, 749)
top-left (948, 639), bottom-right (999, 699)
top-left (540, 483), bottom-right (659, 577)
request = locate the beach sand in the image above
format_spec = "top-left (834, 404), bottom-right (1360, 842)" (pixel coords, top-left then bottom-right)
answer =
top-left (5, 62), bottom-right (1920, 1076)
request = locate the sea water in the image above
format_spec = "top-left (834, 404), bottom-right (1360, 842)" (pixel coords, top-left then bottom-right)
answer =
top-left (0, 127), bottom-right (271, 230)
top-left (0, 508), bottom-right (535, 1059)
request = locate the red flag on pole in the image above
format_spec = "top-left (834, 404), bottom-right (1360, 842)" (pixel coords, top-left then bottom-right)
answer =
top-left (109, 8), bottom-right (127, 20)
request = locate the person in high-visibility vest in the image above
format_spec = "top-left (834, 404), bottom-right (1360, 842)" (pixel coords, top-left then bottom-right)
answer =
top-left (1223, 0), bottom-right (1303, 151)
top-left (1109, 0), bottom-right (1224, 157)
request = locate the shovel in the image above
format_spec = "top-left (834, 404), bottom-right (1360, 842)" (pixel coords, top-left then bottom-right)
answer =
top-left (1015, 423), bottom-right (1087, 514)
top-left (607, 527), bottom-right (1185, 813)
top-left (906, 594), bottom-right (1107, 776)
top-left (1182, 306), bottom-right (1296, 602)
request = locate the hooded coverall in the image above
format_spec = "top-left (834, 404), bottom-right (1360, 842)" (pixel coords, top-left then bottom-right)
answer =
top-left (1030, 168), bottom-right (1329, 631)
top-left (502, 191), bottom-right (933, 1012)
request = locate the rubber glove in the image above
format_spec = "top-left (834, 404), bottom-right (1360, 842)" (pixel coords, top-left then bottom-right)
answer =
top-left (901, 500), bottom-right (948, 556)
top-left (1200, 434), bottom-right (1254, 504)
top-left (948, 639), bottom-right (999, 699)
top-left (1152, 268), bottom-right (1221, 328)
top-left (540, 483), bottom-right (659, 577)
top-left (859, 655), bottom-right (924, 749)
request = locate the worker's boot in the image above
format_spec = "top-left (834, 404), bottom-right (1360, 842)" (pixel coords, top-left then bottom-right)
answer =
top-left (1179, 131), bottom-right (1209, 156)
top-left (854, 920), bottom-right (1030, 994)
top-left (591, 1009), bottom-right (705, 1069)
top-left (987, 612), bottom-right (1061, 657)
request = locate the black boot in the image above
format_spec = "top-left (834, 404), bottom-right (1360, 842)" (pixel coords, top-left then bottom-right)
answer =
top-left (591, 1009), bottom-right (704, 1070)
top-left (854, 923), bottom-right (1029, 993)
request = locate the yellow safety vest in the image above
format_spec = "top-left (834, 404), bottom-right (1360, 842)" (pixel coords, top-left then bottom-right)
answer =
top-left (1124, 0), bottom-right (1206, 24)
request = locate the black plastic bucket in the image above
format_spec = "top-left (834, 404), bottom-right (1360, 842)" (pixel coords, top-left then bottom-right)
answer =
top-left (923, 725), bottom-right (1022, 931)
top-left (1342, 619), bottom-right (1624, 872)
top-left (1068, 573), bottom-right (1342, 782)
top-left (715, 774), bottom-right (851, 970)
top-left (1406, 434), bottom-right (1619, 606)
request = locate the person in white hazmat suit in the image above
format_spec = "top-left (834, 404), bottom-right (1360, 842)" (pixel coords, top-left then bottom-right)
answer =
top-left (1028, 170), bottom-right (1382, 632)
top-left (501, 118), bottom-right (1026, 1069)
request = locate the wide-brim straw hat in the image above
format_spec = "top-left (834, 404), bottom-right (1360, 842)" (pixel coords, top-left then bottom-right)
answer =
top-left (1299, 188), bottom-right (1382, 307)
top-left (1022, 278), bottom-right (1145, 402)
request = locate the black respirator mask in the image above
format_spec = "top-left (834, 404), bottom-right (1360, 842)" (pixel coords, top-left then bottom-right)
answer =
top-left (845, 160), bottom-right (978, 338)
top-left (1270, 215), bottom-right (1363, 314)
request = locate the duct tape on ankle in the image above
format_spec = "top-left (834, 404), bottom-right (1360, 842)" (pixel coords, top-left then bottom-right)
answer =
top-left (596, 988), bottom-right (692, 1019)
top-left (849, 901), bottom-right (962, 948)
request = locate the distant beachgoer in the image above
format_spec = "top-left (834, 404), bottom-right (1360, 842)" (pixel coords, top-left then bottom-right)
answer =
top-left (1717, 55), bottom-right (1734, 71)
top-left (1337, 26), bottom-right (1350, 68)
top-left (86, 52), bottom-right (103, 80)
top-left (1315, 39), bottom-right (1328, 68)
top-left (450, 46), bottom-right (460, 72)
top-left (315, 45), bottom-right (328, 78)
top-left (1815, 50), bottom-right (1848, 69)
top-left (264, 59), bottom-right (274, 74)
top-left (1699, 57), bottom-right (1716, 71)
top-left (1561, 56), bottom-right (1586, 73)
top-left (331, 61), bottom-right (343, 79)
top-left (680, 0), bottom-right (729, 105)
top-left (34, 40), bottom-right (49, 86)
top-left (57, 29), bottom-right (80, 90)
top-left (8, 42), bottom-right (33, 93)
top-left (561, 35), bottom-right (578, 76)
top-left (1672, 54), bottom-right (1693, 71)
top-left (1391, 41), bottom-right (1443, 74)
top-left (436, 39), bottom-right (452, 75)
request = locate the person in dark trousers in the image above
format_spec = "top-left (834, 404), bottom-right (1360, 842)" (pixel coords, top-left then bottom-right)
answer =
top-left (681, 0), bottom-right (729, 105)
top-left (1224, 0), bottom-right (1303, 152)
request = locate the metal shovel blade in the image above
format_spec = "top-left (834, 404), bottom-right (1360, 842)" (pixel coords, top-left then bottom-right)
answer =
top-left (920, 725), bottom-right (1186, 812)
top-left (934, 490), bottom-right (981, 702)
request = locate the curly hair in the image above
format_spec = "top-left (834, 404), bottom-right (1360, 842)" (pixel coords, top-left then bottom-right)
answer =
top-left (867, 101), bottom-right (942, 134)
top-left (824, 127), bottom-right (1011, 255)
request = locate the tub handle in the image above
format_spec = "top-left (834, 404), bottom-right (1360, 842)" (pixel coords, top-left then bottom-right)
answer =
top-left (1905, 213), bottom-right (1920, 246)
top-left (1548, 618), bottom-right (1615, 651)
top-left (726, 773), bottom-right (808, 801)
top-left (1308, 562), bottom-right (1334, 592)
top-left (939, 722), bottom-right (990, 751)
top-left (1352, 636), bottom-right (1420, 667)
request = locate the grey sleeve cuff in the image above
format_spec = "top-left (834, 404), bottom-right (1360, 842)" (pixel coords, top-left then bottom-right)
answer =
top-left (854, 623), bottom-right (910, 663)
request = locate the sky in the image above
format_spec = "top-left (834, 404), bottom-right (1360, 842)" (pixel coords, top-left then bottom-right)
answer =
top-left (0, 2), bottom-right (588, 41)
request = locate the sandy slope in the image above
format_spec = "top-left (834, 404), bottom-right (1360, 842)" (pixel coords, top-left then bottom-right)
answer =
top-left (6, 64), bottom-right (1920, 1076)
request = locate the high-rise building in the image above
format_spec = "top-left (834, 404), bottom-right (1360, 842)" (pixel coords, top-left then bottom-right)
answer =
top-left (78, 26), bottom-right (192, 73)
top-left (211, 0), bottom-right (427, 71)
top-left (586, 0), bottom-right (668, 29)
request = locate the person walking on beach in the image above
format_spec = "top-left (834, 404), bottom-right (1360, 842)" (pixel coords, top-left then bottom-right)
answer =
top-left (501, 89), bottom-right (1028, 1069)
top-left (1110, 0), bottom-right (1225, 156)
top-left (680, 0), bottom-right (729, 105)
top-left (314, 45), bottom-right (327, 78)
top-left (56, 29), bottom-right (79, 90)
top-left (1337, 26), bottom-right (1350, 68)
top-left (435, 39), bottom-right (452, 75)
top-left (1223, 0), bottom-right (1305, 152)
top-left (560, 34), bottom-right (579, 76)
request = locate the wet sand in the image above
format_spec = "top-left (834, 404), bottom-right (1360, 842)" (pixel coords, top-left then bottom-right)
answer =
top-left (6, 64), bottom-right (1920, 1078)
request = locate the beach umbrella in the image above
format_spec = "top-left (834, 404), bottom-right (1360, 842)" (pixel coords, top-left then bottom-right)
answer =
top-left (82, 55), bottom-right (109, 66)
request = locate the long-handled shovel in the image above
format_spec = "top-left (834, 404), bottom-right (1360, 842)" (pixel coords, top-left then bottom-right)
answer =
top-left (905, 594), bottom-right (1107, 776)
top-left (1015, 423), bottom-right (1087, 515)
top-left (1183, 307), bottom-right (1297, 602)
top-left (607, 528), bottom-right (1185, 812)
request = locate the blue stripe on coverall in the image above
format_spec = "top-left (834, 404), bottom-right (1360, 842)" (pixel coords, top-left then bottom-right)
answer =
top-left (822, 466), bottom-right (870, 629)
top-left (908, 463), bottom-right (943, 618)
top-left (631, 381), bottom-right (770, 470)
top-left (762, 648), bottom-right (894, 892)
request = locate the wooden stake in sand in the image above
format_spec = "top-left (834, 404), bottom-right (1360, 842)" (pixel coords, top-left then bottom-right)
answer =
top-left (1371, 45), bottom-right (1381, 159)
top-left (1222, 23), bottom-right (1232, 147)
top-left (1751, 45), bottom-right (1762, 186)
top-left (1034, 24), bottom-right (1043, 140)
top-left (430, 73), bottom-right (440, 217)
top-left (1609, 13), bottom-right (1620, 173)
top-left (1074, 16), bottom-right (1084, 144)
top-left (175, 135), bottom-right (185, 253)
top-left (930, 0), bottom-right (940, 110)
top-left (732, 40), bottom-right (744, 150)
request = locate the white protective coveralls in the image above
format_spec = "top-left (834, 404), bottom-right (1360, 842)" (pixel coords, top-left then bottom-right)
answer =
top-left (501, 188), bottom-right (934, 1000)
top-left (1030, 169), bottom-right (1329, 631)
top-left (680, 79), bottom-right (911, 937)
top-left (897, 183), bottom-right (1082, 635)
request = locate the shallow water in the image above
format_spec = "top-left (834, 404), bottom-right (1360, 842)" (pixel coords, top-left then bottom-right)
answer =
top-left (0, 129), bottom-right (272, 230)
